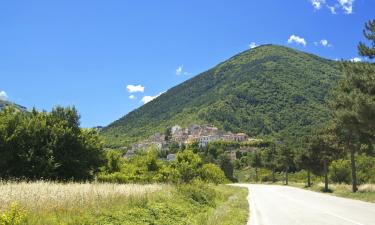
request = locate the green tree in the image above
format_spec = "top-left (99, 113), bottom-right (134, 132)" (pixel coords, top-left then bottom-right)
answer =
top-left (174, 150), bottom-right (202, 183)
top-left (358, 19), bottom-right (375, 59)
top-left (276, 141), bottom-right (295, 185)
top-left (330, 19), bottom-right (375, 192)
top-left (250, 151), bottom-right (263, 182)
top-left (262, 143), bottom-right (277, 183)
top-left (218, 154), bottom-right (234, 181)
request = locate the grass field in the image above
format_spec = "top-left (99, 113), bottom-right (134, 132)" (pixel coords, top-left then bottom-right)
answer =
top-left (0, 181), bottom-right (248, 225)
top-left (288, 182), bottom-right (375, 203)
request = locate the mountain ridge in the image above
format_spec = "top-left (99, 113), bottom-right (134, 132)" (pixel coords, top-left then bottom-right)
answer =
top-left (102, 44), bottom-right (342, 147)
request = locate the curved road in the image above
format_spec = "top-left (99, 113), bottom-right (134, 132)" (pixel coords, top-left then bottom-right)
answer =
top-left (233, 184), bottom-right (375, 225)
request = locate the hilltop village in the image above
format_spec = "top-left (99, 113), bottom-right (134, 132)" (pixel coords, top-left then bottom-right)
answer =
top-left (125, 124), bottom-right (256, 159)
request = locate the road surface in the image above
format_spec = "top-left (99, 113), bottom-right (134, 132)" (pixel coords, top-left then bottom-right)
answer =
top-left (233, 184), bottom-right (375, 225)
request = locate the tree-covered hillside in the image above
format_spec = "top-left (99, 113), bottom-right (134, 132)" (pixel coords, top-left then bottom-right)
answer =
top-left (0, 100), bottom-right (26, 111)
top-left (102, 45), bottom-right (342, 147)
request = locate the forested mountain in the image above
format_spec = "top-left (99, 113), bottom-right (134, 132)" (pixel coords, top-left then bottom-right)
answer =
top-left (0, 100), bottom-right (26, 111)
top-left (102, 45), bottom-right (342, 147)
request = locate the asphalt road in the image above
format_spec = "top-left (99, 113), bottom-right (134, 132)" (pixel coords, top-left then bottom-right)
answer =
top-left (233, 184), bottom-right (375, 225)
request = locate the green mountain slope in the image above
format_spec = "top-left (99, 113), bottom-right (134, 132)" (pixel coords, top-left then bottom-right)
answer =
top-left (102, 45), bottom-right (342, 147)
top-left (0, 100), bottom-right (27, 111)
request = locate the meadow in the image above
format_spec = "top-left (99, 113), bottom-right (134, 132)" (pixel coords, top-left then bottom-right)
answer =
top-left (0, 181), bottom-right (248, 225)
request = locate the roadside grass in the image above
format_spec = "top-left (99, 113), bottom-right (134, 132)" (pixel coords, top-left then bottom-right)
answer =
top-left (235, 168), bottom-right (375, 203)
top-left (0, 181), bottom-right (248, 225)
top-left (269, 181), bottom-right (375, 203)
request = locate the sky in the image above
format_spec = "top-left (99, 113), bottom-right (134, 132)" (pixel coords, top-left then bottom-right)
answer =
top-left (1, 0), bottom-right (374, 127)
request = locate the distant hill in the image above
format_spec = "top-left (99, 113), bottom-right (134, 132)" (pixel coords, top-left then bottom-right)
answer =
top-left (0, 100), bottom-right (27, 111)
top-left (102, 45), bottom-right (342, 147)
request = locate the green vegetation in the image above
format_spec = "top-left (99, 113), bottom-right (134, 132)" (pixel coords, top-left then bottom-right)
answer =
top-left (0, 106), bottom-right (105, 181)
top-left (232, 20), bottom-right (375, 202)
top-left (102, 45), bottom-right (341, 147)
top-left (98, 149), bottom-right (226, 184)
top-left (0, 100), bottom-right (26, 112)
top-left (0, 181), bottom-right (248, 225)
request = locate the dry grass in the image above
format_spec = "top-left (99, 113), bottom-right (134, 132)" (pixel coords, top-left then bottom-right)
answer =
top-left (0, 181), bottom-right (165, 212)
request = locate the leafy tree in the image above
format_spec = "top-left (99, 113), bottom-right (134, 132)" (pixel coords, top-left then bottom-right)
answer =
top-left (250, 151), bottom-right (263, 182)
top-left (174, 150), bottom-right (202, 183)
top-left (0, 106), bottom-right (105, 181)
top-left (276, 141), bottom-right (295, 185)
top-left (199, 163), bottom-right (226, 184)
top-left (218, 154), bottom-right (234, 181)
top-left (103, 150), bottom-right (123, 173)
top-left (164, 127), bottom-right (172, 142)
top-left (262, 143), bottom-right (277, 183)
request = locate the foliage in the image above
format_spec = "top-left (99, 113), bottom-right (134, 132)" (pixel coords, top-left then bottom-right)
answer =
top-left (101, 45), bottom-right (341, 147)
top-left (199, 163), bottom-right (226, 184)
top-left (0, 203), bottom-right (27, 225)
top-left (99, 149), bottom-right (227, 184)
top-left (329, 159), bottom-right (352, 184)
top-left (0, 182), bottom-right (248, 225)
top-left (330, 155), bottom-right (375, 185)
top-left (0, 106), bottom-right (105, 181)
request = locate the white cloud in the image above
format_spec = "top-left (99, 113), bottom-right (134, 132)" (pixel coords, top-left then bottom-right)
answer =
top-left (327, 5), bottom-right (337, 14)
top-left (288, 35), bottom-right (307, 46)
top-left (338, 0), bottom-right (354, 14)
top-left (249, 42), bottom-right (257, 49)
top-left (350, 57), bottom-right (361, 62)
top-left (126, 84), bottom-right (145, 93)
top-left (176, 65), bottom-right (183, 76)
top-left (141, 93), bottom-right (163, 104)
top-left (319, 39), bottom-right (333, 47)
top-left (0, 91), bottom-right (8, 101)
top-left (309, 0), bottom-right (354, 14)
top-left (129, 95), bottom-right (136, 100)
top-left (311, 0), bottom-right (326, 9)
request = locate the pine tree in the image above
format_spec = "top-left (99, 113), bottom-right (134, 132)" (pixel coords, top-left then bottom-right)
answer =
top-left (358, 19), bottom-right (375, 59)
top-left (330, 19), bottom-right (375, 192)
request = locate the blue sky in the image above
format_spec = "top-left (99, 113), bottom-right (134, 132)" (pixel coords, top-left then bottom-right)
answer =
top-left (1, 0), bottom-right (374, 127)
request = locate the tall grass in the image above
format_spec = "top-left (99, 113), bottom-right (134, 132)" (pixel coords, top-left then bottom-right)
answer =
top-left (0, 181), bottom-right (164, 212)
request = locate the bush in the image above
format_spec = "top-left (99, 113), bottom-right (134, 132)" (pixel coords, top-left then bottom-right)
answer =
top-left (329, 159), bottom-right (351, 184)
top-left (177, 180), bottom-right (216, 207)
top-left (0, 203), bottom-right (27, 225)
top-left (199, 163), bottom-right (226, 184)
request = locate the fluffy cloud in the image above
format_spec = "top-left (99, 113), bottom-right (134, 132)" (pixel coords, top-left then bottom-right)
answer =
top-left (0, 91), bottom-right (8, 101)
top-left (338, 0), bottom-right (354, 14)
top-left (141, 93), bottom-right (163, 104)
top-left (309, 0), bottom-right (355, 14)
top-left (315, 39), bottom-right (332, 47)
top-left (249, 42), bottom-right (257, 49)
top-left (129, 95), bottom-right (136, 100)
top-left (288, 35), bottom-right (307, 46)
top-left (311, 0), bottom-right (325, 9)
top-left (126, 84), bottom-right (145, 93)
top-left (176, 65), bottom-right (183, 76)
top-left (350, 57), bottom-right (361, 62)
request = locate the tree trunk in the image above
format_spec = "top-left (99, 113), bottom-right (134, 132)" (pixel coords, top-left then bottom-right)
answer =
top-left (285, 165), bottom-right (289, 185)
top-left (272, 167), bottom-right (276, 183)
top-left (350, 148), bottom-right (358, 193)
top-left (307, 169), bottom-right (311, 187)
top-left (255, 167), bottom-right (258, 183)
top-left (323, 158), bottom-right (329, 192)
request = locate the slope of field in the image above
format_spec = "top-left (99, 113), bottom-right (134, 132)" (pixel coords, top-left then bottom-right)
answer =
top-left (102, 45), bottom-right (341, 147)
top-left (0, 181), bottom-right (248, 225)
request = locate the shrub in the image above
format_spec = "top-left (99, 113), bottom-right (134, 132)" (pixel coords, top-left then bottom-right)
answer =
top-left (0, 203), bottom-right (27, 225)
top-left (199, 163), bottom-right (226, 184)
top-left (177, 180), bottom-right (216, 207)
top-left (329, 159), bottom-right (351, 184)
